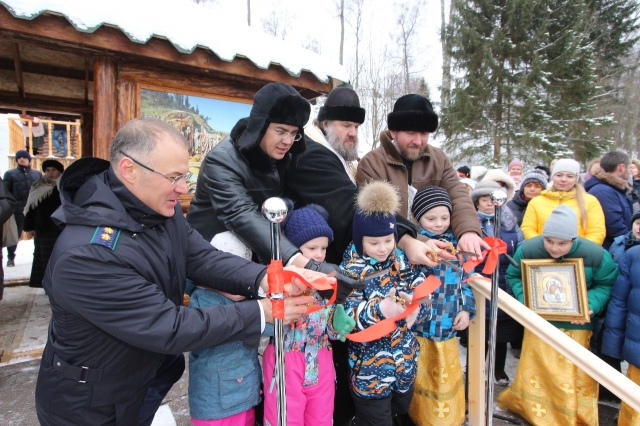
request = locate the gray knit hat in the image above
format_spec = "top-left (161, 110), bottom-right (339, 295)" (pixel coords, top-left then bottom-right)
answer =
top-left (542, 205), bottom-right (578, 241)
top-left (520, 169), bottom-right (548, 189)
top-left (470, 180), bottom-right (502, 206)
top-left (412, 186), bottom-right (452, 221)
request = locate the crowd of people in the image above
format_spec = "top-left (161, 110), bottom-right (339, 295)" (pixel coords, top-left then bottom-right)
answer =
top-left (6, 80), bottom-right (640, 426)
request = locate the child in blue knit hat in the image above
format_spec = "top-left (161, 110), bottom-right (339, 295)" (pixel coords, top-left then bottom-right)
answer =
top-left (338, 180), bottom-right (432, 426)
top-left (408, 186), bottom-right (475, 426)
top-left (262, 204), bottom-right (354, 426)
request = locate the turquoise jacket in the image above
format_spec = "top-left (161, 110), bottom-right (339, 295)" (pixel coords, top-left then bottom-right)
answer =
top-left (506, 236), bottom-right (618, 330)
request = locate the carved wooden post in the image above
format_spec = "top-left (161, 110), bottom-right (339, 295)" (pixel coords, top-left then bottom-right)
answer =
top-left (93, 56), bottom-right (117, 160)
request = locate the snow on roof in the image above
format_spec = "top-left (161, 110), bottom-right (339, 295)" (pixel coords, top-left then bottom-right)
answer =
top-left (1, 0), bottom-right (350, 84)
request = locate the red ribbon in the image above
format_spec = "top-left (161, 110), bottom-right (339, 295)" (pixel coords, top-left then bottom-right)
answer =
top-left (462, 236), bottom-right (507, 275)
top-left (344, 275), bottom-right (442, 343)
top-left (266, 260), bottom-right (338, 319)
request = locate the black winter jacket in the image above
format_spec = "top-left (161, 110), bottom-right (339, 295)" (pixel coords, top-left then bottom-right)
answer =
top-left (187, 83), bottom-right (308, 265)
top-left (36, 158), bottom-right (267, 425)
top-left (506, 190), bottom-right (529, 226)
top-left (0, 177), bottom-right (17, 299)
top-left (3, 165), bottom-right (41, 208)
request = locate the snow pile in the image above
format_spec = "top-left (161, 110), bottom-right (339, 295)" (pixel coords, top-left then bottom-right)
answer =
top-left (0, 0), bottom-right (349, 84)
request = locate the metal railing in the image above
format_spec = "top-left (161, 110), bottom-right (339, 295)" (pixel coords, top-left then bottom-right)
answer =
top-left (466, 275), bottom-right (640, 425)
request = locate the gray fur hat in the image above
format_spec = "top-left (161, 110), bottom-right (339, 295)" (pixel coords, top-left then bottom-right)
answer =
top-left (470, 180), bottom-right (502, 206)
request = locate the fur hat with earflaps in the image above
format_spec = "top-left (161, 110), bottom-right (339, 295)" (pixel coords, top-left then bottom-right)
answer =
top-left (352, 181), bottom-right (399, 256)
top-left (318, 86), bottom-right (366, 124)
top-left (387, 94), bottom-right (438, 133)
top-left (236, 82), bottom-right (310, 155)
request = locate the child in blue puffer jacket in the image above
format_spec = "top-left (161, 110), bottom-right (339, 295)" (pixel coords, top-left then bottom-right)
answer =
top-left (407, 186), bottom-right (475, 426)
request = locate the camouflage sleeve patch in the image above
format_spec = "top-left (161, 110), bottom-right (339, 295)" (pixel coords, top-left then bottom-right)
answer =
top-left (90, 226), bottom-right (121, 250)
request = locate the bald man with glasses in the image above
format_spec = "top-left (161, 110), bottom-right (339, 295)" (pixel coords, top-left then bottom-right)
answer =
top-left (35, 117), bottom-right (317, 426)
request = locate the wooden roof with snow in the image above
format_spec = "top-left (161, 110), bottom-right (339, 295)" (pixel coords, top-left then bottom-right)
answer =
top-left (0, 0), bottom-right (348, 157)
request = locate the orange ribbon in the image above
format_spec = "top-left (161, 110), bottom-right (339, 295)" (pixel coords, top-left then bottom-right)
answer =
top-left (462, 236), bottom-right (507, 275)
top-left (266, 260), bottom-right (338, 319)
top-left (344, 275), bottom-right (442, 343)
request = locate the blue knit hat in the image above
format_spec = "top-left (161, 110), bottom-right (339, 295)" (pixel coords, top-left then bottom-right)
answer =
top-left (352, 181), bottom-right (399, 256)
top-left (283, 204), bottom-right (333, 248)
top-left (15, 150), bottom-right (31, 161)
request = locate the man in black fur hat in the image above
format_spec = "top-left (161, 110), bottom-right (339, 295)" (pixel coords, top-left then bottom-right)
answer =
top-left (305, 86), bottom-right (365, 183)
top-left (357, 94), bottom-right (487, 255)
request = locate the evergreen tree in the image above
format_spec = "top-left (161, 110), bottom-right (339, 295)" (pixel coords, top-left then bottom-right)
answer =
top-left (441, 0), bottom-right (639, 166)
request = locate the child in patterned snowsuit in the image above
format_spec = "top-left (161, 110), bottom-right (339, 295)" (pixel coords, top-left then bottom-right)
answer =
top-left (338, 181), bottom-right (432, 426)
top-left (408, 186), bottom-right (476, 426)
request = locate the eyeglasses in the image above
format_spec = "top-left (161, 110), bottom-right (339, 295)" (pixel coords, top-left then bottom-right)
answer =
top-left (269, 127), bottom-right (302, 142)
top-left (119, 150), bottom-right (192, 185)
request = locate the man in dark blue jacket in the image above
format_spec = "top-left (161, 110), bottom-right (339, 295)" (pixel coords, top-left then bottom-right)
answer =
top-left (3, 150), bottom-right (42, 266)
top-left (585, 151), bottom-right (634, 249)
top-left (34, 118), bottom-right (314, 426)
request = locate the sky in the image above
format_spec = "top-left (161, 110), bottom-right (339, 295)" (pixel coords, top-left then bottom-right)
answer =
top-left (212, 0), bottom-right (444, 103)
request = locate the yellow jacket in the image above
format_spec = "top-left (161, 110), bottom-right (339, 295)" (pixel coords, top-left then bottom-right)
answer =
top-left (520, 189), bottom-right (605, 245)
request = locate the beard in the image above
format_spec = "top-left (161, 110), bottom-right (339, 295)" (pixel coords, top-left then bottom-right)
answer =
top-left (394, 141), bottom-right (427, 162)
top-left (325, 123), bottom-right (359, 161)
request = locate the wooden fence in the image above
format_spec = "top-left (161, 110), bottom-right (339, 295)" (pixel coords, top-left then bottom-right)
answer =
top-left (7, 116), bottom-right (82, 171)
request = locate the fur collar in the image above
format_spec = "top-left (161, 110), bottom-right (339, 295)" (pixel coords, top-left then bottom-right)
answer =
top-left (378, 130), bottom-right (431, 163)
top-left (592, 168), bottom-right (632, 192)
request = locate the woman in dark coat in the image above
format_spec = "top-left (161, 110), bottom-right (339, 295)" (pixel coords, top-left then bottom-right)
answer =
top-left (23, 160), bottom-right (63, 288)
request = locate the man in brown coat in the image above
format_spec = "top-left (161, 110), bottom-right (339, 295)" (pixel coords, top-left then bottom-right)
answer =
top-left (356, 94), bottom-right (485, 253)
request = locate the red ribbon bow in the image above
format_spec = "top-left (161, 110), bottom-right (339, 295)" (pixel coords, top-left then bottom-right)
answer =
top-left (344, 275), bottom-right (442, 343)
top-left (462, 236), bottom-right (507, 275)
top-left (267, 260), bottom-right (338, 319)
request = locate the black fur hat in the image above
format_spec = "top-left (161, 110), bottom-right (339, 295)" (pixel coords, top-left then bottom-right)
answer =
top-left (387, 94), bottom-right (438, 133)
top-left (236, 82), bottom-right (311, 156)
top-left (317, 87), bottom-right (365, 124)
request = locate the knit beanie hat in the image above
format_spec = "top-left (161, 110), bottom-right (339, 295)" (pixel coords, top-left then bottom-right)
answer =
top-left (543, 205), bottom-right (578, 241)
top-left (352, 181), bottom-right (399, 256)
top-left (412, 186), bottom-right (452, 221)
top-left (551, 159), bottom-right (581, 178)
top-left (457, 165), bottom-right (471, 177)
top-left (283, 204), bottom-right (334, 248)
top-left (520, 169), bottom-right (548, 190)
top-left (317, 87), bottom-right (365, 124)
top-left (631, 211), bottom-right (640, 227)
top-left (387, 94), bottom-right (438, 133)
top-left (508, 159), bottom-right (524, 170)
top-left (15, 150), bottom-right (31, 161)
top-left (470, 180), bottom-right (502, 206)
top-left (42, 159), bottom-right (64, 174)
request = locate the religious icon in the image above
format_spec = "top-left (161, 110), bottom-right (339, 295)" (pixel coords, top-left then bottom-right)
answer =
top-left (521, 258), bottom-right (589, 322)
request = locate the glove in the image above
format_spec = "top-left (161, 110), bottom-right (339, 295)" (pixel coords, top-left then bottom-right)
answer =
top-left (305, 260), bottom-right (365, 304)
top-left (332, 304), bottom-right (356, 342)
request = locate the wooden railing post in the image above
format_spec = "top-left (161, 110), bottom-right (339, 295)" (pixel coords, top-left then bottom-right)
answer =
top-left (467, 276), bottom-right (640, 415)
top-left (468, 289), bottom-right (486, 426)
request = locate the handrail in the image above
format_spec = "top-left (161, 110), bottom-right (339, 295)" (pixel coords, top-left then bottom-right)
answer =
top-left (466, 275), bottom-right (640, 425)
